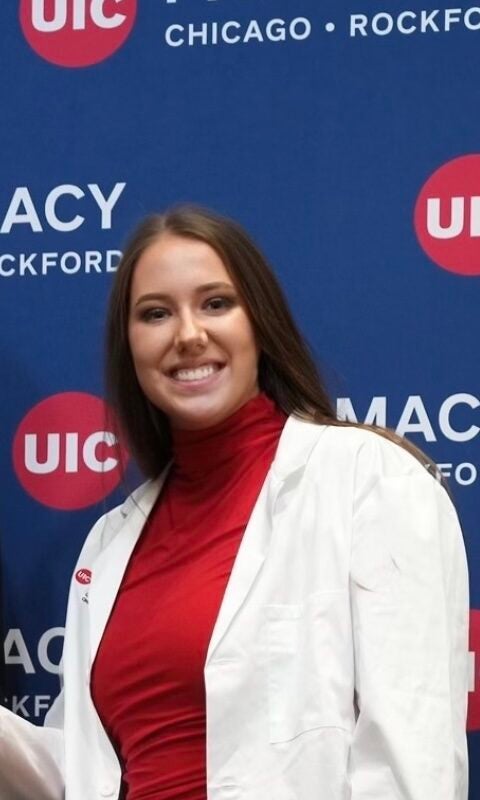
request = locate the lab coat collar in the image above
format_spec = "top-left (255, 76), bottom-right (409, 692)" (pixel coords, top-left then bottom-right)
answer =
top-left (88, 415), bottom-right (327, 665)
top-left (271, 414), bottom-right (326, 479)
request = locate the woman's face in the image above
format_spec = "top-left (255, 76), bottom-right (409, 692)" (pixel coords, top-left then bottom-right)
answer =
top-left (128, 233), bottom-right (260, 430)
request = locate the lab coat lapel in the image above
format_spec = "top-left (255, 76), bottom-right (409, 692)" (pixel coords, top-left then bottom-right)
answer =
top-left (88, 475), bottom-right (164, 664)
top-left (205, 415), bottom-right (326, 664)
top-left (205, 469), bottom-right (281, 665)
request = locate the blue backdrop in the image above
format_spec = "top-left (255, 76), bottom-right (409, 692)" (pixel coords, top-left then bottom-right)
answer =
top-left (1, 0), bottom-right (479, 795)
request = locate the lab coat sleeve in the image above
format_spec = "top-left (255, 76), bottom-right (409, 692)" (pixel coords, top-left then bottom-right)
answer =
top-left (0, 690), bottom-right (64, 800)
top-left (0, 499), bottom-right (126, 800)
top-left (348, 470), bottom-right (469, 800)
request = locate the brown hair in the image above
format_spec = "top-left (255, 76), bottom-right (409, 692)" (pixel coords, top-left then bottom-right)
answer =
top-left (106, 204), bottom-right (438, 480)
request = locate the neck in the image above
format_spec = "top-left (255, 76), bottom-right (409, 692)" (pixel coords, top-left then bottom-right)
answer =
top-left (170, 393), bottom-right (287, 480)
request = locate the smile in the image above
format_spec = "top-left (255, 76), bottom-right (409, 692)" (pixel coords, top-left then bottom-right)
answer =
top-left (170, 363), bottom-right (223, 382)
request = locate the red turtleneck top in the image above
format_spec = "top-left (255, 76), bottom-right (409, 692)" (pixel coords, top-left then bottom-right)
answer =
top-left (91, 393), bottom-right (287, 800)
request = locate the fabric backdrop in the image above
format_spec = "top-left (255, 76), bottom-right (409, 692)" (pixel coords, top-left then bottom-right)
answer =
top-left (1, 1), bottom-right (479, 795)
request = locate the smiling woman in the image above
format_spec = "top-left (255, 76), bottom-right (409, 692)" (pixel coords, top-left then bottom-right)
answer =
top-left (127, 234), bottom-right (259, 431)
top-left (105, 205), bottom-right (336, 478)
top-left (0, 205), bottom-right (469, 800)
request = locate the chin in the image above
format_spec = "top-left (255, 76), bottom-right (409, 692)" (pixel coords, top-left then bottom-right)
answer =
top-left (171, 397), bottom-right (237, 431)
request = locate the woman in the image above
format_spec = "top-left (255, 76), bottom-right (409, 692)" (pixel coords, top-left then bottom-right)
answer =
top-left (0, 206), bottom-right (469, 800)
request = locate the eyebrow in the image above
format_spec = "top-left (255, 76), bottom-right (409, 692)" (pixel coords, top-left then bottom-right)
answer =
top-left (133, 282), bottom-right (236, 306)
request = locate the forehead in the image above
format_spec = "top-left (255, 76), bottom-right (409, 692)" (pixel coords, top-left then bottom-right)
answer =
top-left (130, 233), bottom-right (232, 296)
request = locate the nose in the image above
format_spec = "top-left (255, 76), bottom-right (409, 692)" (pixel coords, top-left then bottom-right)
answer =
top-left (174, 310), bottom-right (208, 353)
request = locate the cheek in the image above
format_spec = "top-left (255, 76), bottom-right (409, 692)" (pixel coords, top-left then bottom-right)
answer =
top-left (128, 326), bottom-right (163, 367)
top-left (229, 313), bottom-right (258, 360)
top-left (234, 327), bottom-right (260, 373)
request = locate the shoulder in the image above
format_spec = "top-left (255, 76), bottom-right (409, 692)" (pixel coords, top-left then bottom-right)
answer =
top-left (284, 419), bottom-right (466, 593)
top-left (285, 416), bottom-right (432, 476)
top-left (283, 416), bottom-right (446, 504)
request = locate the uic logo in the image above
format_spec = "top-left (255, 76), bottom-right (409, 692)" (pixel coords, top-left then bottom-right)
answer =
top-left (13, 392), bottom-right (126, 510)
top-left (19, 0), bottom-right (137, 67)
top-left (414, 154), bottom-right (480, 276)
top-left (75, 568), bottom-right (92, 584)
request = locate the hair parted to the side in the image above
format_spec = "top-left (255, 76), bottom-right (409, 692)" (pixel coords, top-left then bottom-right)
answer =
top-left (105, 204), bottom-right (439, 481)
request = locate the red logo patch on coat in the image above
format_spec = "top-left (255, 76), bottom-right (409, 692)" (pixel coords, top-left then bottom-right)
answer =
top-left (75, 568), bottom-right (92, 585)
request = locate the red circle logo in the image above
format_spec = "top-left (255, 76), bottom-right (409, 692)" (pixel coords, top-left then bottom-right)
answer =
top-left (414, 154), bottom-right (480, 276)
top-left (75, 568), bottom-right (92, 584)
top-left (19, 0), bottom-right (137, 68)
top-left (13, 392), bottom-right (127, 510)
top-left (468, 608), bottom-right (480, 731)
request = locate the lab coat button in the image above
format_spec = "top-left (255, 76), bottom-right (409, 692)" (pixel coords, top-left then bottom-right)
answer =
top-left (99, 783), bottom-right (115, 797)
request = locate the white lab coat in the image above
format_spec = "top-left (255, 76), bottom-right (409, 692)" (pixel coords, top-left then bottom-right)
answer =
top-left (0, 417), bottom-right (470, 800)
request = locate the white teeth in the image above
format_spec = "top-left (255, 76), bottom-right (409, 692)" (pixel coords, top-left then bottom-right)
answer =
top-left (173, 364), bottom-right (218, 382)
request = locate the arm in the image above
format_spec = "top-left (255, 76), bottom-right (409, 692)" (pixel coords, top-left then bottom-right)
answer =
top-left (0, 691), bottom-right (64, 800)
top-left (349, 471), bottom-right (469, 799)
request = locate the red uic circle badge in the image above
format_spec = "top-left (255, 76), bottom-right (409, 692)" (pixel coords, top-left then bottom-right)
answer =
top-left (414, 154), bottom-right (480, 276)
top-left (13, 392), bottom-right (127, 510)
top-left (76, 568), bottom-right (92, 584)
top-left (19, 0), bottom-right (137, 68)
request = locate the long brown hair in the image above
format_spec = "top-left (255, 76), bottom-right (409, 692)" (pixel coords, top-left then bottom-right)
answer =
top-left (106, 205), bottom-right (437, 480)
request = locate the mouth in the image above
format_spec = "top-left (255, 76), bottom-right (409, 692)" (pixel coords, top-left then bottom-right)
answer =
top-left (169, 362), bottom-right (224, 383)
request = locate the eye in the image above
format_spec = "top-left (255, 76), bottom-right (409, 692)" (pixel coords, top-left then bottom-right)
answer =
top-left (204, 296), bottom-right (235, 312)
top-left (140, 306), bottom-right (170, 322)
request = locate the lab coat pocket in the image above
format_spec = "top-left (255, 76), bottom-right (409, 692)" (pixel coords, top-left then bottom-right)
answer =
top-left (265, 592), bottom-right (350, 744)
